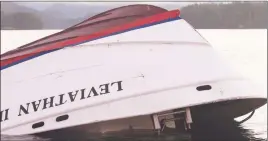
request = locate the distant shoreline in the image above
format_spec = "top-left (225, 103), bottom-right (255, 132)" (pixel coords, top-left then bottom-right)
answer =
top-left (1, 28), bottom-right (268, 30)
top-left (1, 2), bottom-right (267, 30)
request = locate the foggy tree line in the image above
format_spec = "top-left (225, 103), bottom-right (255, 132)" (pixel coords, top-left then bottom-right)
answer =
top-left (1, 1), bottom-right (267, 30)
top-left (180, 2), bottom-right (268, 29)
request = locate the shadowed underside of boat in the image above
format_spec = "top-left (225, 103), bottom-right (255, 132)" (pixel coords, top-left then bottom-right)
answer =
top-left (34, 98), bottom-right (266, 140)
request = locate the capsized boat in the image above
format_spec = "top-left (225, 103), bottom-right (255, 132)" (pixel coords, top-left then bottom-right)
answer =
top-left (1, 4), bottom-right (267, 137)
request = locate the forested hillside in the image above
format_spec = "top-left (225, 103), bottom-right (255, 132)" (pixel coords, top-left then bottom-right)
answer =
top-left (1, 2), bottom-right (267, 29)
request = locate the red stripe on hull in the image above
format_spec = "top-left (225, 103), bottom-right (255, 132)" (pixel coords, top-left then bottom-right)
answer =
top-left (1, 10), bottom-right (180, 69)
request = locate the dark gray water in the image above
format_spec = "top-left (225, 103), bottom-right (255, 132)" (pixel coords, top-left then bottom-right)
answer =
top-left (1, 105), bottom-right (267, 141)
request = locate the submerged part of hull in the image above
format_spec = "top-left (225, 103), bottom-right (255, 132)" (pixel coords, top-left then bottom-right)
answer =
top-left (191, 98), bottom-right (267, 121)
top-left (33, 98), bottom-right (266, 140)
top-left (1, 5), bottom-right (267, 136)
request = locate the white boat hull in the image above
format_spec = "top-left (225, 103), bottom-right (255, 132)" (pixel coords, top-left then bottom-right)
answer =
top-left (1, 10), bottom-right (266, 136)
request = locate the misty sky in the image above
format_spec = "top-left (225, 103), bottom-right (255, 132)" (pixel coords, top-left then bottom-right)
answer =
top-left (14, 1), bottom-right (232, 11)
